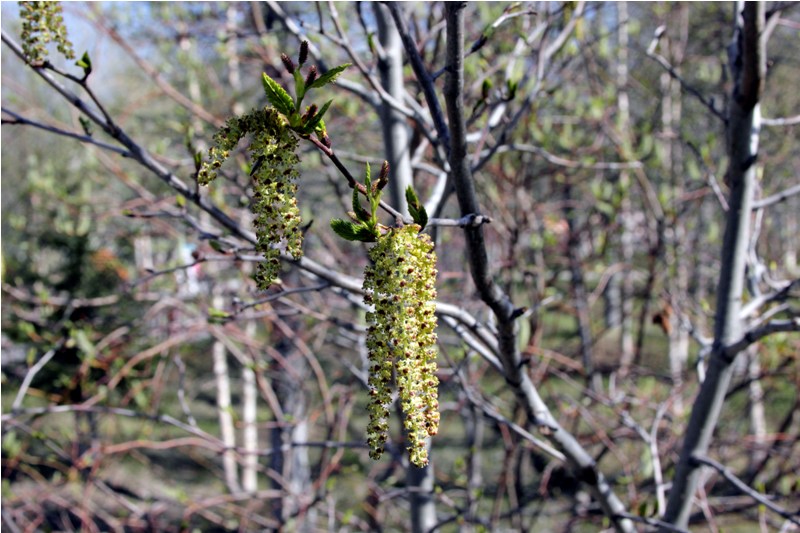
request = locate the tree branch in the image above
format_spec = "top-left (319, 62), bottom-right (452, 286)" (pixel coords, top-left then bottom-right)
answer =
top-left (691, 454), bottom-right (800, 526)
top-left (443, 4), bottom-right (634, 531)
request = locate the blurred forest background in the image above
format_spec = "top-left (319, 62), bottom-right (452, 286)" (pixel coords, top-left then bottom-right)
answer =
top-left (2, 2), bottom-right (799, 532)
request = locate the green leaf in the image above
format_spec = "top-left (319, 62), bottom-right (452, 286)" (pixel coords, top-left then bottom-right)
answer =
top-left (405, 186), bottom-right (428, 229)
top-left (302, 99), bottom-right (332, 134)
top-left (314, 117), bottom-right (327, 137)
top-left (330, 219), bottom-right (377, 242)
top-left (352, 187), bottom-right (370, 223)
top-left (262, 73), bottom-right (295, 116)
top-left (78, 116), bottom-right (93, 136)
top-left (292, 69), bottom-right (306, 107)
top-left (308, 63), bottom-right (351, 89)
top-left (207, 307), bottom-right (231, 324)
top-left (76, 51), bottom-right (92, 78)
top-left (363, 161), bottom-right (372, 193)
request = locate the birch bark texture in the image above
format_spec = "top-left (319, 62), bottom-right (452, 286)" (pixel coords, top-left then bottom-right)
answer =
top-left (662, 2), bottom-right (765, 529)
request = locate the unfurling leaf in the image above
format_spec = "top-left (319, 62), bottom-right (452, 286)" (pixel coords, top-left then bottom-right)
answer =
top-left (352, 187), bottom-right (371, 223)
top-left (78, 116), bottom-right (93, 136)
top-left (308, 63), bottom-right (352, 89)
top-left (76, 51), bottom-right (92, 78)
top-left (207, 307), bottom-right (231, 324)
top-left (405, 186), bottom-right (428, 230)
top-left (262, 73), bottom-right (295, 116)
top-left (302, 99), bottom-right (332, 134)
top-left (330, 219), bottom-right (376, 242)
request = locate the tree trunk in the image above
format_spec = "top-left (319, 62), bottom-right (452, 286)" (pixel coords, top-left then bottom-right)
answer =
top-left (563, 181), bottom-right (601, 391)
top-left (662, 3), bottom-right (765, 528)
top-left (375, 3), bottom-right (412, 215)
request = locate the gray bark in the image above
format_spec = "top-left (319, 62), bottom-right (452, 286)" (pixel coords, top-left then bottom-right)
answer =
top-left (563, 182), bottom-right (601, 392)
top-left (375, 3), bottom-right (413, 215)
top-left (662, 2), bottom-right (765, 528)
top-left (442, 4), bottom-right (634, 532)
top-left (212, 296), bottom-right (242, 494)
top-left (615, 1), bottom-right (636, 372)
top-left (378, 5), bottom-right (436, 531)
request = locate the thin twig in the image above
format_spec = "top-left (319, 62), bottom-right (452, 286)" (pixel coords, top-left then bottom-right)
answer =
top-left (386, 2), bottom-right (451, 154)
top-left (692, 454), bottom-right (800, 526)
top-left (752, 182), bottom-right (800, 209)
top-left (646, 26), bottom-right (727, 122)
top-left (2, 108), bottom-right (130, 156)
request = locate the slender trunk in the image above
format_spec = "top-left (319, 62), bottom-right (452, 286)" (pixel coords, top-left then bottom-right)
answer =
top-left (662, 3), bottom-right (765, 528)
top-left (375, 3), bottom-right (412, 215)
top-left (377, 5), bottom-right (436, 531)
top-left (615, 1), bottom-right (635, 374)
top-left (563, 182), bottom-right (601, 391)
top-left (745, 345), bottom-right (768, 477)
top-left (213, 295), bottom-right (241, 494)
top-left (271, 340), bottom-right (312, 530)
top-left (664, 4), bottom-right (691, 412)
top-left (443, 5), bottom-right (633, 532)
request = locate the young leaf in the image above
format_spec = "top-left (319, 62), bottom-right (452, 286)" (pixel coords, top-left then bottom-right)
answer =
top-left (292, 69), bottom-right (306, 108)
top-left (330, 219), bottom-right (359, 241)
top-left (331, 219), bottom-right (376, 242)
top-left (308, 63), bottom-right (352, 89)
top-left (262, 73), bottom-right (295, 116)
top-left (301, 99), bottom-right (332, 134)
top-left (76, 51), bottom-right (92, 78)
top-left (406, 185), bottom-right (428, 229)
top-left (352, 187), bottom-right (371, 223)
top-left (78, 116), bottom-right (93, 136)
top-left (363, 162), bottom-right (372, 193)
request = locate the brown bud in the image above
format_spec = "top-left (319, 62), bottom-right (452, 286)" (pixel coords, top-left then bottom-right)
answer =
top-left (304, 65), bottom-right (318, 87)
top-left (298, 40), bottom-right (309, 66)
top-left (377, 160), bottom-right (390, 190)
top-left (280, 53), bottom-right (295, 74)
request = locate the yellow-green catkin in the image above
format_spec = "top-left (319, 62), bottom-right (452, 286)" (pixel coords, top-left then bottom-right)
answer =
top-left (19, 1), bottom-right (75, 64)
top-left (199, 108), bottom-right (302, 290)
top-left (363, 224), bottom-right (439, 467)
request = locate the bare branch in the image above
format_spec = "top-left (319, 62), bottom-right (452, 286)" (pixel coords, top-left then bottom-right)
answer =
top-left (752, 182), bottom-right (800, 209)
top-left (646, 26), bottom-right (727, 122)
top-left (1, 108), bottom-right (130, 157)
top-left (386, 2), bottom-right (451, 154)
top-left (691, 454), bottom-right (800, 526)
top-left (762, 114), bottom-right (800, 126)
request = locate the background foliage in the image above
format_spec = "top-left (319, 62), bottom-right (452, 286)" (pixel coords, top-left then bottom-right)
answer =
top-left (2, 2), bottom-right (799, 532)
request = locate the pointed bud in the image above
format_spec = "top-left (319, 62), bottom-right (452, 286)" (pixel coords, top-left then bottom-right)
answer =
top-left (321, 133), bottom-right (332, 148)
top-left (301, 104), bottom-right (318, 124)
top-left (280, 53), bottom-right (295, 74)
top-left (377, 160), bottom-right (390, 190)
top-left (304, 65), bottom-right (318, 87)
top-left (298, 40), bottom-right (309, 66)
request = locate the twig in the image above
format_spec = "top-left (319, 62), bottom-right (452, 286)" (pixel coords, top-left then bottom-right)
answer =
top-left (1, 108), bottom-right (130, 156)
top-left (614, 512), bottom-right (690, 533)
top-left (723, 318), bottom-right (800, 359)
top-left (646, 26), bottom-right (727, 122)
top-left (11, 341), bottom-right (65, 412)
top-left (762, 115), bottom-right (800, 126)
top-left (386, 2), bottom-right (451, 154)
top-left (752, 182), bottom-right (800, 209)
top-left (691, 454), bottom-right (800, 526)
top-left (486, 143), bottom-right (644, 171)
